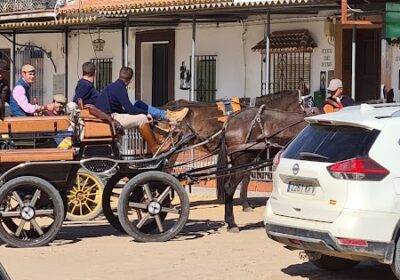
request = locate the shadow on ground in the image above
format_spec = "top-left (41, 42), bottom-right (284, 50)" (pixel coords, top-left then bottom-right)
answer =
top-left (282, 261), bottom-right (396, 280)
top-left (189, 196), bottom-right (268, 210)
top-left (0, 196), bottom-right (266, 247)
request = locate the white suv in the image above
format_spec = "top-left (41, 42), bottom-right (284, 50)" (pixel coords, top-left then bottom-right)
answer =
top-left (264, 103), bottom-right (400, 277)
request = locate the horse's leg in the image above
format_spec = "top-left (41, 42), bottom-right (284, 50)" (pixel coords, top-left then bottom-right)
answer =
top-left (224, 174), bottom-right (243, 233)
top-left (239, 174), bottom-right (253, 212)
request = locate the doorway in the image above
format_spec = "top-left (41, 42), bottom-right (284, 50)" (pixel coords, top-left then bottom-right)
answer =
top-left (342, 28), bottom-right (381, 102)
top-left (135, 30), bottom-right (175, 106)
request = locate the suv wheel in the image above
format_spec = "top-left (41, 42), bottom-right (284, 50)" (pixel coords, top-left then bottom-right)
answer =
top-left (391, 237), bottom-right (400, 278)
top-left (311, 255), bottom-right (359, 271)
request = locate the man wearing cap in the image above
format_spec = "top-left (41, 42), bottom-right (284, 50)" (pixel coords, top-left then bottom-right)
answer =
top-left (10, 64), bottom-right (54, 116)
top-left (43, 94), bottom-right (66, 116)
top-left (73, 61), bottom-right (98, 105)
top-left (321, 78), bottom-right (355, 113)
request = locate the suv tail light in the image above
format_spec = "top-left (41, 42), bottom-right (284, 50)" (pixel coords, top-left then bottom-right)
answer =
top-left (327, 157), bottom-right (389, 181)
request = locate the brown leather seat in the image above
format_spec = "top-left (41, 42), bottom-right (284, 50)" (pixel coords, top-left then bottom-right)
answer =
top-left (0, 148), bottom-right (75, 163)
top-left (79, 105), bottom-right (123, 140)
top-left (0, 116), bottom-right (70, 134)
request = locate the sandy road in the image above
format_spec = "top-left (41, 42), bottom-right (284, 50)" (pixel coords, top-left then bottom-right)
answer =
top-left (0, 192), bottom-right (396, 280)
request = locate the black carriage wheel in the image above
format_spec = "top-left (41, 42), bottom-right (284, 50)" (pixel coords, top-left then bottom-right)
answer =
top-left (118, 171), bottom-right (189, 242)
top-left (102, 173), bottom-right (127, 233)
top-left (102, 173), bottom-right (170, 234)
top-left (0, 176), bottom-right (64, 248)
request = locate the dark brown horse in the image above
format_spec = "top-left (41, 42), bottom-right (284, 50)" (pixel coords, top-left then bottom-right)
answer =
top-left (165, 90), bottom-right (311, 200)
top-left (216, 107), bottom-right (313, 232)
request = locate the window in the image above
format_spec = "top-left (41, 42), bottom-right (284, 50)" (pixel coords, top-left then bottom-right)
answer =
top-left (193, 55), bottom-right (217, 103)
top-left (282, 124), bottom-right (379, 163)
top-left (90, 58), bottom-right (113, 91)
top-left (16, 47), bottom-right (44, 105)
top-left (254, 30), bottom-right (316, 95)
top-left (263, 52), bottom-right (311, 94)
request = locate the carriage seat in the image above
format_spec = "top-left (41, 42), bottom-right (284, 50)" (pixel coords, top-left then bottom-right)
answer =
top-left (0, 116), bottom-right (71, 134)
top-left (79, 105), bottom-right (123, 141)
top-left (0, 148), bottom-right (75, 163)
top-left (216, 97), bottom-right (241, 123)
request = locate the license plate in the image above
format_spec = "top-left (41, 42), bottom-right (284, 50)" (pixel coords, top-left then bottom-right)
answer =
top-left (287, 182), bottom-right (316, 195)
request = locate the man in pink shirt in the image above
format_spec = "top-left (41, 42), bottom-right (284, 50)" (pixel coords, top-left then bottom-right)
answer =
top-left (10, 64), bottom-right (54, 116)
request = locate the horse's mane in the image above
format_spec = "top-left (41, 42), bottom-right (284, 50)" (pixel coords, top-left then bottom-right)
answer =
top-left (163, 99), bottom-right (216, 110)
top-left (239, 90), bottom-right (300, 107)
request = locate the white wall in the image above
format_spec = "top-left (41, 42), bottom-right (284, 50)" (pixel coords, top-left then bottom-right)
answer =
top-left (141, 43), bottom-right (153, 104)
top-left (175, 18), bottom-right (332, 100)
top-left (175, 25), bottom-right (246, 100)
top-left (68, 29), bottom-right (124, 100)
top-left (6, 18), bottom-right (389, 105)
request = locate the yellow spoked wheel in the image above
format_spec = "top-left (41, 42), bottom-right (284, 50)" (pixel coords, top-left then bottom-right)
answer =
top-left (66, 170), bottom-right (104, 221)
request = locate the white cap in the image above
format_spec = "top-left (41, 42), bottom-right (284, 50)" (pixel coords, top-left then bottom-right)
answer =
top-left (327, 78), bottom-right (343, 92)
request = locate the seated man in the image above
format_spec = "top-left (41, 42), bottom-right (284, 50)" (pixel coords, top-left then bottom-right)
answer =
top-left (43, 94), bottom-right (72, 146)
top-left (73, 61), bottom-right (99, 106)
top-left (43, 94), bottom-right (66, 116)
top-left (95, 67), bottom-right (188, 155)
top-left (10, 64), bottom-right (54, 116)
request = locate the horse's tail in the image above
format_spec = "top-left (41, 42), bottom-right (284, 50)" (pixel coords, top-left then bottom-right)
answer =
top-left (216, 129), bottom-right (227, 202)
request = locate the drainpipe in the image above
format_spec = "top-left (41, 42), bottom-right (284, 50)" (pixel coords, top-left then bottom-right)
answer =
top-left (124, 17), bottom-right (129, 67)
top-left (65, 27), bottom-right (69, 100)
top-left (265, 10), bottom-right (271, 95)
top-left (121, 22), bottom-right (125, 67)
top-left (351, 22), bottom-right (356, 100)
top-left (190, 14), bottom-right (196, 102)
top-left (12, 31), bottom-right (16, 87)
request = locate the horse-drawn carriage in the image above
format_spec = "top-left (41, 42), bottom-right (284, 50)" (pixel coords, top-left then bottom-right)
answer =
top-left (0, 90), bottom-right (314, 248)
top-left (0, 105), bottom-right (192, 247)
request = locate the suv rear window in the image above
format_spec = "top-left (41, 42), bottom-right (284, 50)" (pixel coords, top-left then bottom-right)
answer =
top-left (282, 124), bottom-right (379, 162)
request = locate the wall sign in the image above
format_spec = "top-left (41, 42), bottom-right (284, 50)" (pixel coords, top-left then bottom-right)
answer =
top-left (321, 48), bottom-right (333, 68)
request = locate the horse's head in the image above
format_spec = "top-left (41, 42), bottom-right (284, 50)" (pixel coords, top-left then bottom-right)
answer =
top-left (298, 79), bottom-right (310, 97)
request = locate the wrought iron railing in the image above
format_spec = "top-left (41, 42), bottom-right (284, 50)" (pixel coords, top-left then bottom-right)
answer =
top-left (0, 0), bottom-right (58, 13)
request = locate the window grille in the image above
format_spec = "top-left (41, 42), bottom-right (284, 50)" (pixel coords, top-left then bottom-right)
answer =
top-left (16, 47), bottom-right (44, 105)
top-left (192, 55), bottom-right (217, 103)
top-left (90, 58), bottom-right (113, 91)
top-left (262, 52), bottom-right (311, 94)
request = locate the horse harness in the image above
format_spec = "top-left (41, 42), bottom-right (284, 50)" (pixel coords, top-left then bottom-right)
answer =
top-left (227, 104), bottom-right (305, 156)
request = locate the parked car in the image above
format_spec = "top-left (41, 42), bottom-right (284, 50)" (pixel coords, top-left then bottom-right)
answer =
top-left (264, 103), bottom-right (400, 278)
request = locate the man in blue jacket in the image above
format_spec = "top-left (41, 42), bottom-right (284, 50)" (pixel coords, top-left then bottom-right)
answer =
top-left (96, 67), bottom-right (188, 154)
top-left (73, 61), bottom-right (99, 105)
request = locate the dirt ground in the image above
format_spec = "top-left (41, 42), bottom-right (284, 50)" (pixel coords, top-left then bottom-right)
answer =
top-left (0, 190), bottom-right (396, 280)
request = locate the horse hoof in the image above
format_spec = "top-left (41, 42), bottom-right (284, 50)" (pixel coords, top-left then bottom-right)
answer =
top-left (242, 206), bottom-right (254, 212)
top-left (227, 227), bottom-right (240, 233)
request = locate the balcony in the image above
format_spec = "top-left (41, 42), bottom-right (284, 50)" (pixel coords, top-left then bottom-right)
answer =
top-left (0, 0), bottom-right (58, 13)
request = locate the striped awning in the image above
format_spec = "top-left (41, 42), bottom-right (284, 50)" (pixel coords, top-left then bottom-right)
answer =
top-left (59, 0), bottom-right (312, 15)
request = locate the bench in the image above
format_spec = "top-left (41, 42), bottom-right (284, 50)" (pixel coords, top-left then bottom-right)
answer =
top-left (0, 116), bottom-right (71, 134)
top-left (0, 148), bottom-right (75, 163)
top-left (79, 106), bottom-right (120, 141)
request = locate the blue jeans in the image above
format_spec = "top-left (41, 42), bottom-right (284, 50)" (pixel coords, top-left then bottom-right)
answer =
top-left (132, 100), bottom-right (167, 120)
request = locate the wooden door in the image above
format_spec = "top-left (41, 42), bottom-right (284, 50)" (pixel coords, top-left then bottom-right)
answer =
top-left (343, 29), bottom-right (381, 102)
top-left (152, 44), bottom-right (168, 107)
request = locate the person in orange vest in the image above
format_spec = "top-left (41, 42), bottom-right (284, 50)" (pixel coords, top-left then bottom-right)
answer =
top-left (321, 78), bottom-right (355, 113)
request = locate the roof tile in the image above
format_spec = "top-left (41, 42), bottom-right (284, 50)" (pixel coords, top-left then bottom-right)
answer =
top-left (252, 29), bottom-right (317, 53)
